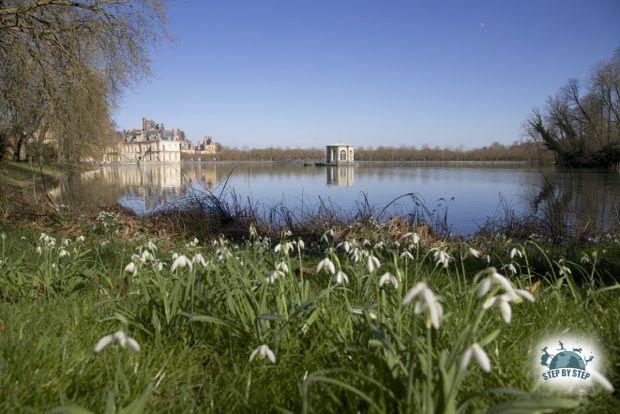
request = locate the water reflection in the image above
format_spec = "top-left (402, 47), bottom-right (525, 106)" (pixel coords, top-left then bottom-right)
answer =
top-left (326, 166), bottom-right (355, 186)
top-left (58, 162), bottom-right (620, 233)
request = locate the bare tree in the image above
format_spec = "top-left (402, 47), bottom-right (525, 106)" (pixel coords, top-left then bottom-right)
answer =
top-left (525, 48), bottom-right (620, 168)
top-left (0, 0), bottom-right (168, 162)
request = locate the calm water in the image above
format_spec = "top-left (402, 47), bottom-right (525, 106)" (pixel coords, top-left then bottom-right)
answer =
top-left (58, 162), bottom-right (620, 234)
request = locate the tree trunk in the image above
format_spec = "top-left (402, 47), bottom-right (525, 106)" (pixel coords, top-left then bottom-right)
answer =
top-left (2, 133), bottom-right (16, 160)
top-left (16, 136), bottom-right (27, 161)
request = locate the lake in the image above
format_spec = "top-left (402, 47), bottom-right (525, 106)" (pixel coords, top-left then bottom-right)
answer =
top-left (58, 162), bottom-right (620, 234)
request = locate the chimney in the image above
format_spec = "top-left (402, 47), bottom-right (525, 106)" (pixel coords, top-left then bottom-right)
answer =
top-left (142, 117), bottom-right (147, 131)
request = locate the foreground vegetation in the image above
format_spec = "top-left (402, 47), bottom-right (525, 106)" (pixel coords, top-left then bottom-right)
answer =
top-left (0, 208), bottom-right (618, 412)
top-left (0, 160), bottom-right (90, 190)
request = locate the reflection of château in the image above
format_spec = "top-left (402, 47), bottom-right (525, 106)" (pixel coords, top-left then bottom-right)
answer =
top-left (99, 164), bottom-right (218, 211)
top-left (326, 166), bottom-right (355, 186)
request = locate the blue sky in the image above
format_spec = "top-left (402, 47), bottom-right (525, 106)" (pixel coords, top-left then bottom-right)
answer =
top-left (114, 0), bottom-right (619, 149)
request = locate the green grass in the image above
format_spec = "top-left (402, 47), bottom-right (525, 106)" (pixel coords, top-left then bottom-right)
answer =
top-left (0, 215), bottom-right (619, 413)
top-left (0, 160), bottom-right (90, 190)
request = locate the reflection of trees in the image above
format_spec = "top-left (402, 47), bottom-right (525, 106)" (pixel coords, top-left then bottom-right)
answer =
top-left (524, 169), bottom-right (620, 232)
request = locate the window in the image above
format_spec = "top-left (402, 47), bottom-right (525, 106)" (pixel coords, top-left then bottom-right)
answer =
top-left (340, 150), bottom-right (346, 161)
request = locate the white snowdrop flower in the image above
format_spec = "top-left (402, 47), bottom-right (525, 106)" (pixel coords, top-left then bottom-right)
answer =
top-left (590, 370), bottom-right (615, 392)
top-left (146, 240), bottom-right (157, 251)
top-left (482, 294), bottom-right (513, 323)
top-left (36, 246), bottom-right (42, 255)
top-left (337, 241), bottom-right (352, 253)
top-left (483, 254), bottom-right (491, 264)
top-left (333, 271), bottom-right (349, 285)
top-left (249, 344), bottom-right (276, 363)
top-left (362, 239), bottom-right (371, 246)
top-left (274, 242), bottom-right (294, 254)
top-left (297, 239), bottom-right (305, 250)
top-left (459, 343), bottom-right (491, 372)
top-left (172, 252), bottom-right (179, 260)
top-left (139, 250), bottom-right (154, 264)
top-left (467, 247), bottom-right (481, 258)
top-left (374, 241), bottom-right (385, 250)
top-left (113, 331), bottom-right (127, 348)
top-left (192, 253), bottom-right (208, 267)
top-left (403, 282), bottom-right (444, 329)
top-left (316, 257), bottom-right (336, 275)
top-left (433, 248), bottom-right (451, 268)
top-left (124, 262), bottom-right (137, 276)
top-left (100, 240), bottom-right (110, 247)
top-left (402, 232), bottom-right (420, 245)
top-left (378, 272), bottom-right (399, 288)
top-left (506, 263), bottom-right (517, 275)
top-left (76, 235), bottom-right (85, 243)
top-left (510, 248), bottom-right (523, 259)
top-left (185, 237), bottom-right (199, 247)
top-left (0, 233), bottom-right (5, 241)
top-left (513, 289), bottom-right (535, 303)
top-left (580, 254), bottom-right (591, 264)
top-left (400, 251), bottom-right (414, 260)
top-left (154, 260), bottom-right (165, 271)
top-left (58, 249), bottom-right (70, 258)
top-left (62, 238), bottom-right (70, 247)
top-left (275, 261), bottom-right (289, 273)
top-left (558, 264), bottom-right (571, 277)
top-left (94, 330), bottom-right (140, 352)
top-left (366, 255), bottom-right (380, 273)
top-left (94, 334), bottom-right (113, 352)
top-left (171, 255), bottom-right (193, 272)
top-left (266, 270), bottom-right (285, 283)
top-left (477, 268), bottom-right (515, 297)
top-left (350, 248), bottom-right (362, 263)
top-left (51, 263), bottom-right (56, 269)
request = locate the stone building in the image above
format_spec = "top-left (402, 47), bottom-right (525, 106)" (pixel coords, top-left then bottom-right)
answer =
top-left (326, 144), bottom-right (354, 165)
top-left (103, 117), bottom-right (183, 164)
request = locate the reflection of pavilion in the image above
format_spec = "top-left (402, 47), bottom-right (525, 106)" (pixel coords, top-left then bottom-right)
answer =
top-left (326, 166), bottom-right (355, 186)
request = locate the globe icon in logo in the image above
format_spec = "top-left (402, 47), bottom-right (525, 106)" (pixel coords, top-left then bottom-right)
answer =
top-left (548, 351), bottom-right (586, 370)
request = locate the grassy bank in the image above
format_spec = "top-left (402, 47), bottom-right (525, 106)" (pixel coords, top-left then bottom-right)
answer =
top-left (0, 210), bottom-right (619, 413)
top-left (0, 160), bottom-right (91, 191)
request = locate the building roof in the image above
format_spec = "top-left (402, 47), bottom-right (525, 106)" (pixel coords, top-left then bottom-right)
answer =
top-left (327, 143), bottom-right (353, 147)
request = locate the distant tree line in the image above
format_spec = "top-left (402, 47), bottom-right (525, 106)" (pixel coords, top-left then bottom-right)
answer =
top-left (526, 48), bottom-right (620, 168)
top-left (0, 0), bottom-right (167, 163)
top-left (212, 141), bottom-right (551, 162)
